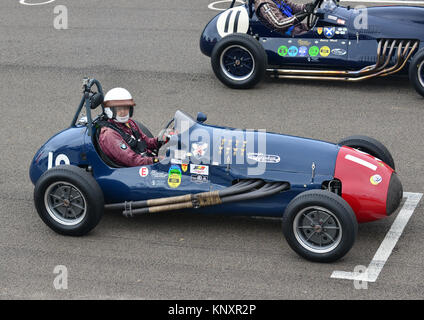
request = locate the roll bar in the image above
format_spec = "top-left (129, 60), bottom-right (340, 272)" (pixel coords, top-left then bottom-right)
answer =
top-left (71, 78), bottom-right (104, 136)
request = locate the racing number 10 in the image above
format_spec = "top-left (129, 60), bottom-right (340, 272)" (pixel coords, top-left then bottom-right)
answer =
top-left (48, 152), bottom-right (70, 170)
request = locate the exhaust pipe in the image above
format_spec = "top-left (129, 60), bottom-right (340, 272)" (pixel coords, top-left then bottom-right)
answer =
top-left (105, 179), bottom-right (263, 212)
top-left (105, 180), bottom-right (290, 217)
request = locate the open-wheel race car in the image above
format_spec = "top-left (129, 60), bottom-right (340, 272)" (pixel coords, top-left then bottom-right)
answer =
top-left (30, 78), bottom-right (403, 262)
top-left (200, 0), bottom-right (424, 96)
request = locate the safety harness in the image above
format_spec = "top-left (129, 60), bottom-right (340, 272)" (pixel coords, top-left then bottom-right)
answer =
top-left (271, 0), bottom-right (295, 35)
top-left (98, 120), bottom-right (147, 155)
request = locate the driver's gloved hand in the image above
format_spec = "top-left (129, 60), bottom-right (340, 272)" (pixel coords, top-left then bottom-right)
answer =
top-left (157, 131), bottom-right (170, 148)
top-left (303, 2), bottom-right (316, 14)
top-left (158, 134), bottom-right (170, 149)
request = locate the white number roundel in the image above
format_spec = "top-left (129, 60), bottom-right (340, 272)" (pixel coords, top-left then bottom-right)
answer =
top-left (217, 7), bottom-right (249, 38)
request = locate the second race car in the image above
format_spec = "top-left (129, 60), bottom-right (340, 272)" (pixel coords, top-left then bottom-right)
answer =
top-left (200, 0), bottom-right (424, 97)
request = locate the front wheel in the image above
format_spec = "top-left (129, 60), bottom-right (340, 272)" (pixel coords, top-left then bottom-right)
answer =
top-left (409, 49), bottom-right (424, 98)
top-left (211, 34), bottom-right (267, 89)
top-left (34, 165), bottom-right (104, 236)
top-left (282, 190), bottom-right (358, 263)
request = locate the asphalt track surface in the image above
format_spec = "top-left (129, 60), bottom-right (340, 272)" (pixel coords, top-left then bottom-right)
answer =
top-left (0, 0), bottom-right (423, 300)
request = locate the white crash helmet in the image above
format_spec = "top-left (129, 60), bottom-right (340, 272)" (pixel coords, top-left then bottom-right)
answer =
top-left (103, 87), bottom-right (136, 123)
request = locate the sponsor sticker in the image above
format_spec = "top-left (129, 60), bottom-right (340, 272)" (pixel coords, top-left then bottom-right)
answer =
top-left (191, 142), bottom-right (208, 157)
top-left (181, 163), bottom-right (188, 172)
top-left (317, 27), bottom-right (323, 35)
top-left (151, 171), bottom-right (168, 178)
top-left (298, 46), bottom-right (308, 57)
top-left (191, 174), bottom-right (209, 184)
top-left (277, 45), bottom-right (288, 57)
top-left (171, 158), bottom-right (182, 165)
top-left (168, 165), bottom-right (182, 188)
top-left (190, 164), bottom-right (209, 176)
top-left (247, 153), bottom-right (280, 164)
top-left (288, 46), bottom-right (298, 57)
top-left (327, 15), bottom-right (337, 21)
top-left (320, 46), bottom-right (331, 57)
top-left (332, 48), bottom-right (347, 56)
top-left (324, 27), bottom-right (335, 39)
top-left (298, 39), bottom-right (311, 47)
top-left (139, 167), bottom-right (149, 177)
top-left (337, 19), bottom-right (346, 25)
top-left (370, 174), bottom-right (383, 185)
top-left (309, 46), bottom-right (320, 57)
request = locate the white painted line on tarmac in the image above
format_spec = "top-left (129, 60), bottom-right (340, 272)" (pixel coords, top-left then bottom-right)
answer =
top-left (208, 0), bottom-right (244, 11)
top-left (340, 0), bottom-right (424, 4)
top-left (331, 192), bottom-right (423, 283)
top-left (19, 0), bottom-right (56, 6)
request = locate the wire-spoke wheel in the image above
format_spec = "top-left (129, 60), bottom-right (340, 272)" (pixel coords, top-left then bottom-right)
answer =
top-left (34, 165), bottom-right (104, 236)
top-left (282, 190), bottom-right (358, 263)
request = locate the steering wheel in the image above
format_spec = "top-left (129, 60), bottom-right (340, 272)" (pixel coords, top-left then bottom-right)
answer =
top-left (307, 0), bottom-right (325, 29)
top-left (154, 117), bottom-right (176, 156)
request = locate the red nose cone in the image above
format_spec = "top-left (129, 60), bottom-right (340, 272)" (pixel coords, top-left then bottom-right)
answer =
top-left (334, 146), bottom-right (401, 223)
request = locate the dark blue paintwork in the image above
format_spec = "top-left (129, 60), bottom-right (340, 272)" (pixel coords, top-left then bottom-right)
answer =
top-left (200, 1), bottom-right (424, 71)
top-left (30, 111), bottom-right (340, 217)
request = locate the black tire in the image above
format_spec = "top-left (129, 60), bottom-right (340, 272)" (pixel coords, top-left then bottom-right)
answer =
top-left (338, 135), bottom-right (395, 170)
top-left (282, 190), bottom-right (358, 263)
top-left (211, 33), bottom-right (267, 89)
top-left (34, 165), bottom-right (104, 236)
top-left (409, 48), bottom-right (424, 98)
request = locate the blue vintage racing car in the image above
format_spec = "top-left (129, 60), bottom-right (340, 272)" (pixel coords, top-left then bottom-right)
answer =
top-left (200, 0), bottom-right (424, 96)
top-left (29, 79), bottom-right (403, 262)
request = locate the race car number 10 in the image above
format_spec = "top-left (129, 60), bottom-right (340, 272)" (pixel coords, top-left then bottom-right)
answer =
top-left (48, 152), bottom-right (70, 170)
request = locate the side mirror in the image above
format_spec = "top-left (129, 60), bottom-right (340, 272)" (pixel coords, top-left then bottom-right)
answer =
top-left (197, 112), bottom-right (207, 123)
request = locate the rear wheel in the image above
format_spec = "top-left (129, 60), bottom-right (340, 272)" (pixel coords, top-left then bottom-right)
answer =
top-left (211, 34), bottom-right (267, 89)
top-left (282, 190), bottom-right (358, 263)
top-left (34, 165), bottom-right (104, 236)
top-left (409, 49), bottom-right (424, 98)
top-left (338, 135), bottom-right (395, 170)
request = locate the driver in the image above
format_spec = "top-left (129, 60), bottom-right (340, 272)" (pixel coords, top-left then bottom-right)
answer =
top-left (98, 87), bottom-right (167, 167)
top-left (254, 0), bottom-right (316, 36)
